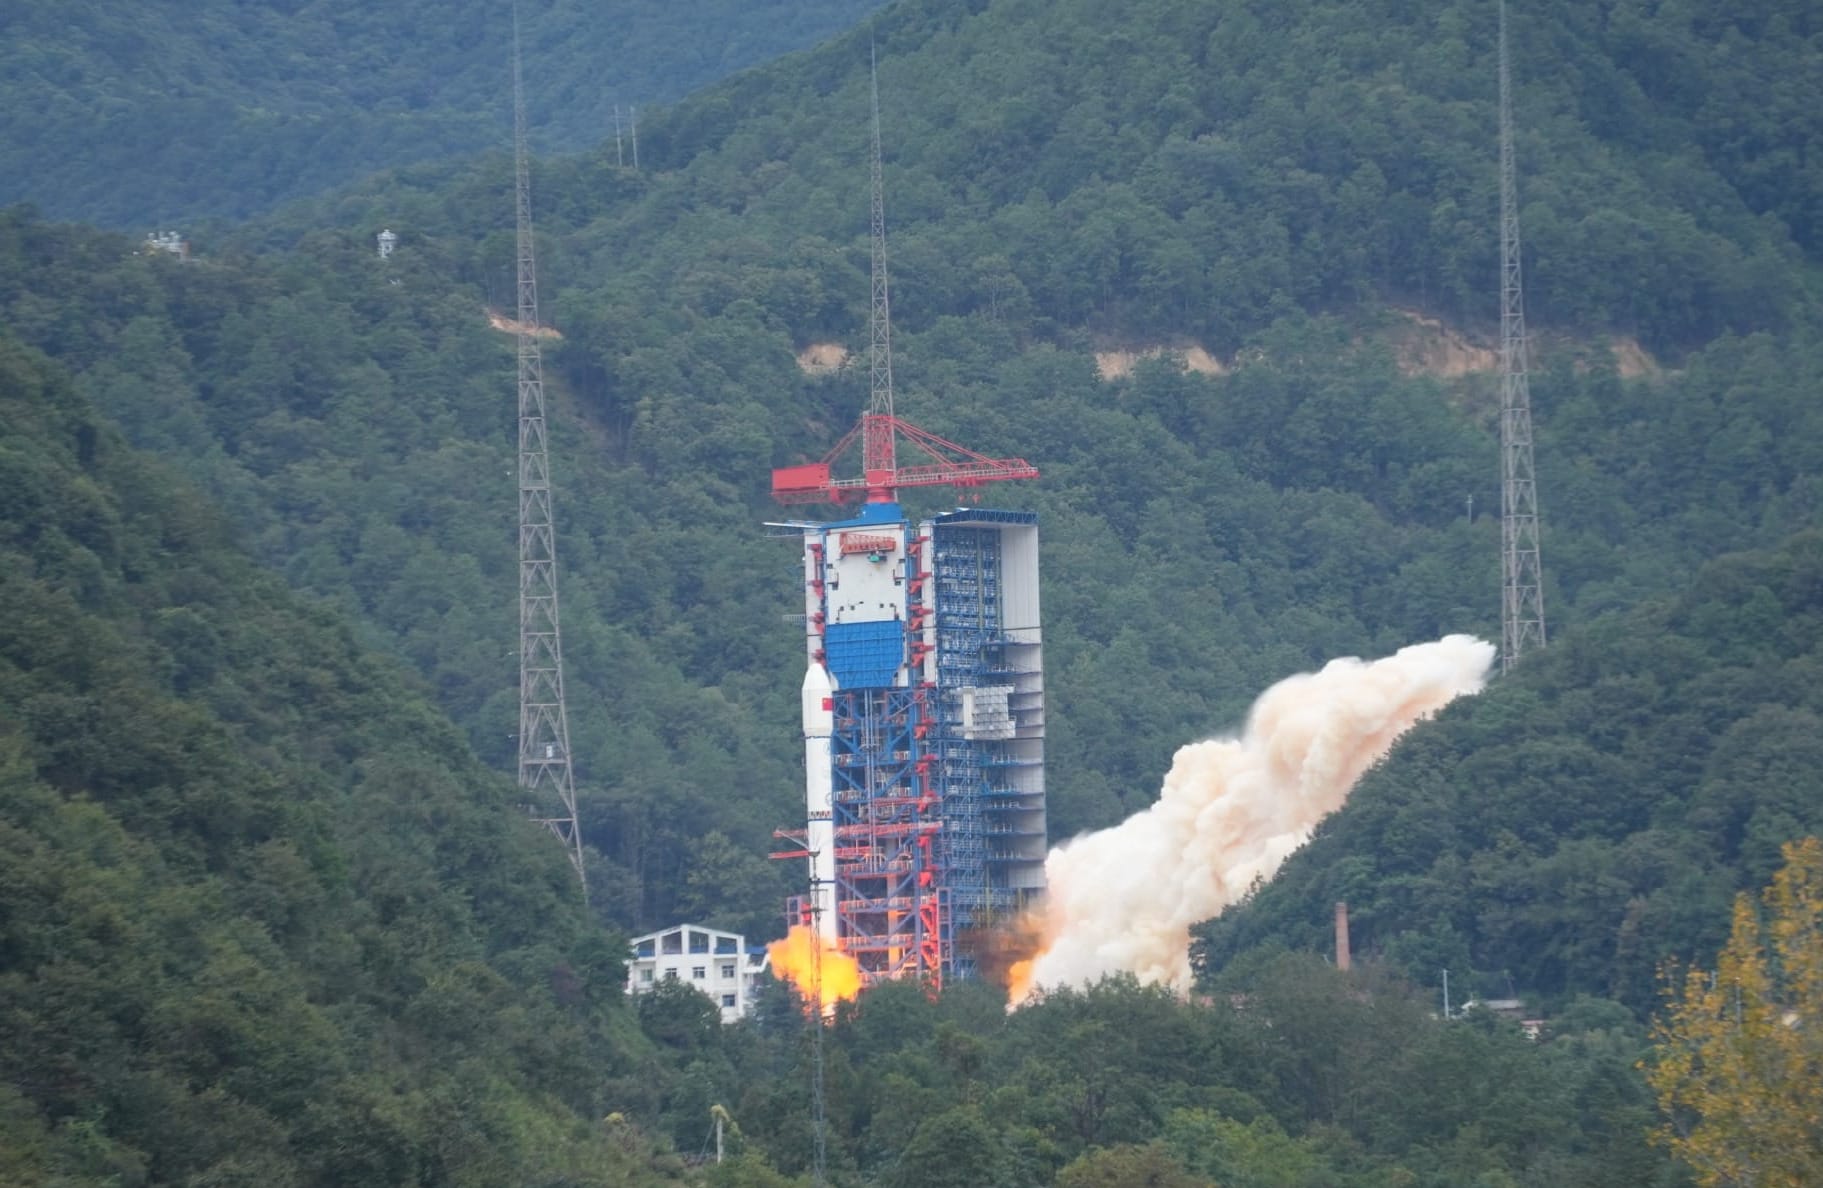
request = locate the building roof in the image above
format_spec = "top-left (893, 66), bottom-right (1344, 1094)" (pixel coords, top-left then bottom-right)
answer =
top-left (628, 922), bottom-right (744, 945)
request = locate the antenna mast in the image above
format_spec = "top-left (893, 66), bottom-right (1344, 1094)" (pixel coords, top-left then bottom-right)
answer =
top-left (513, 7), bottom-right (587, 895)
top-left (770, 49), bottom-right (1035, 507)
top-left (1498, 0), bottom-right (1545, 673)
top-left (863, 45), bottom-right (896, 495)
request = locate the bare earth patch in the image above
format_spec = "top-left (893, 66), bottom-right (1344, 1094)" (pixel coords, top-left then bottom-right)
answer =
top-left (1095, 344), bottom-right (1229, 380)
top-left (1093, 318), bottom-right (1661, 385)
top-left (1181, 346), bottom-right (1227, 376)
top-left (1610, 336), bottom-right (1660, 378)
top-left (487, 308), bottom-right (562, 339)
top-left (796, 343), bottom-right (849, 375)
top-left (1391, 310), bottom-right (1495, 377)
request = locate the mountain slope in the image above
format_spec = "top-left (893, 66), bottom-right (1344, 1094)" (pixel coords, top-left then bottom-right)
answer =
top-left (278, 0), bottom-right (1820, 354)
top-left (1200, 530), bottom-right (1823, 1012)
top-left (2, 0), bottom-right (1819, 972)
top-left (0, 0), bottom-right (887, 227)
top-left (0, 336), bottom-right (681, 1185)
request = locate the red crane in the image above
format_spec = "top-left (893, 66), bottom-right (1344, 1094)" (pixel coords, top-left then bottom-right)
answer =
top-left (772, 58), bottom-right (1035, 507)
top-left (771, 412), bottom-right (1039, 505)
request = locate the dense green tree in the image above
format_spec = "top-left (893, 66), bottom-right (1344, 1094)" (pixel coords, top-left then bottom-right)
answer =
top-left (0, 337), bottom-right (682, 1183)
top-left (0, 1), bottom-right (891, 228)
top-left (880, 1105), bottom-right (1011, 1188)
top-left (1056, 1141), bottom-right (1212, 1188)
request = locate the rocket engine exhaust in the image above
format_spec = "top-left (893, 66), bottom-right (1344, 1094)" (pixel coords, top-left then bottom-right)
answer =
top-left (1008, 634), bottom-right (1495, 1005)
top-left (768, 924), bottom-right (863, 1014)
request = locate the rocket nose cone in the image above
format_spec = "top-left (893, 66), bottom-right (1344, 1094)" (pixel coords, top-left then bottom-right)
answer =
top-left (802, 661), bottom-right (835, 694)
top-left (803, 662), bottom-right (836, 736)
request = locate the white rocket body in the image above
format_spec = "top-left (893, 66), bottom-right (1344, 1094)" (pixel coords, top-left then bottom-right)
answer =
top-left (801, 661), bottom-right (838, 943)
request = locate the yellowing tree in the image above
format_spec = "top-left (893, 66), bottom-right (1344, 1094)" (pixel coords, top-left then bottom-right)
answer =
top-left (1645, 836), bottom-right (1823, 1186)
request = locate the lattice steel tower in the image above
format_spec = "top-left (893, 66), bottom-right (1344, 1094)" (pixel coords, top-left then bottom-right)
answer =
top-left (1498, 0), bottom-right (1545, 673)
top-left (865, 45), bottom-right (895, 487)
top-left (513, 10), bottom-right (586, 894)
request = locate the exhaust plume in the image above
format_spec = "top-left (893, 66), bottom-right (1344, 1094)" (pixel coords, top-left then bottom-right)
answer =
top-left (1011, 634), bottom-right (1495, 1005)
top-left (768, 923), bottom-right (863, 1014)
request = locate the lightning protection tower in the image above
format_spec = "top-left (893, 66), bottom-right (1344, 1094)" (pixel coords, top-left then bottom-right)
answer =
top-left (1498, 0), bottom-right (1546, 673)
top-left (771, 53), bottom-right (1045, 993)
top-left (513, 9), bottom-right (587, 895)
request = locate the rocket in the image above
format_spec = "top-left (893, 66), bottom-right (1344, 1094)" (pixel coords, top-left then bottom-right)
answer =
top-left (801, 661), bottom-right (838, 943)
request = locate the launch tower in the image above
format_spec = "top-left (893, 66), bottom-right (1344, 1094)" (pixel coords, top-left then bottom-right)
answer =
top-left (770, 59), bottom-right (1045, 991)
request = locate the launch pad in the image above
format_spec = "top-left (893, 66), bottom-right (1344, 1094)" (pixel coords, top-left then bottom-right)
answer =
top-left (775, 503), bottom-right (1045, 989)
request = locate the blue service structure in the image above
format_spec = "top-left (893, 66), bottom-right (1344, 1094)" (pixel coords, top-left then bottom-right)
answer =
top-left (784, 499), bottom-right (1046, 988)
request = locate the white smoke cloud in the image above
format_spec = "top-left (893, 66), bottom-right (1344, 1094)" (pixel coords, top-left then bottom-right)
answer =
top-left (1016, 634), bottom-right (1496, 1001)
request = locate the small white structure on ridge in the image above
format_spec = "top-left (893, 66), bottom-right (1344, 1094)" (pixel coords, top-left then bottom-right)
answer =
top-left (377, 228), bottom-right (398, 259)
top-left (145, 231), bottom-right (188, 259)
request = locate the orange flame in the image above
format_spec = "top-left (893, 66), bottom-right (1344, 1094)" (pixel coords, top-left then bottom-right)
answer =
top-left (957, 912), bottom-right (1052, 1008)
top-left (767, 924), bottom-right (863, 1014)
top-left (1006, 957), bottom-right (1038, 1005)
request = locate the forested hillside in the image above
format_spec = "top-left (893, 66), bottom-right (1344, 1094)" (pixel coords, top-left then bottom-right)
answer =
top-left (633, 967), bottom-right (1678, 1185)
top-left (5, 0), bottom-right (1823, 1179)
top-left (5, 1), bottom-right (1820, 957)
top-left (1202, 530), bottom-right (1823, 1012)
top-left (0, 338), bottom-right (683, 1184)
top-left (269, 0), bottom-right (1821, 351)
top-left (0, 0), bottom-right (886, 227)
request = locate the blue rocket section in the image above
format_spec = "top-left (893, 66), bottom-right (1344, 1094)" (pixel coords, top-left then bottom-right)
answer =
top-left (824, 620), bottom-right (904, 689)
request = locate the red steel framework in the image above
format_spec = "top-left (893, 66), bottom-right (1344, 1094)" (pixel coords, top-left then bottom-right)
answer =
top-left (771, 413), bottom-right (1037, 506)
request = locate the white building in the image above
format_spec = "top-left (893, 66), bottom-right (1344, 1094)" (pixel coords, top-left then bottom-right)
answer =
top-left (144, 231), bottom-right (189, 259)
top-left (626, 923), bottom-right (771, 1023)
